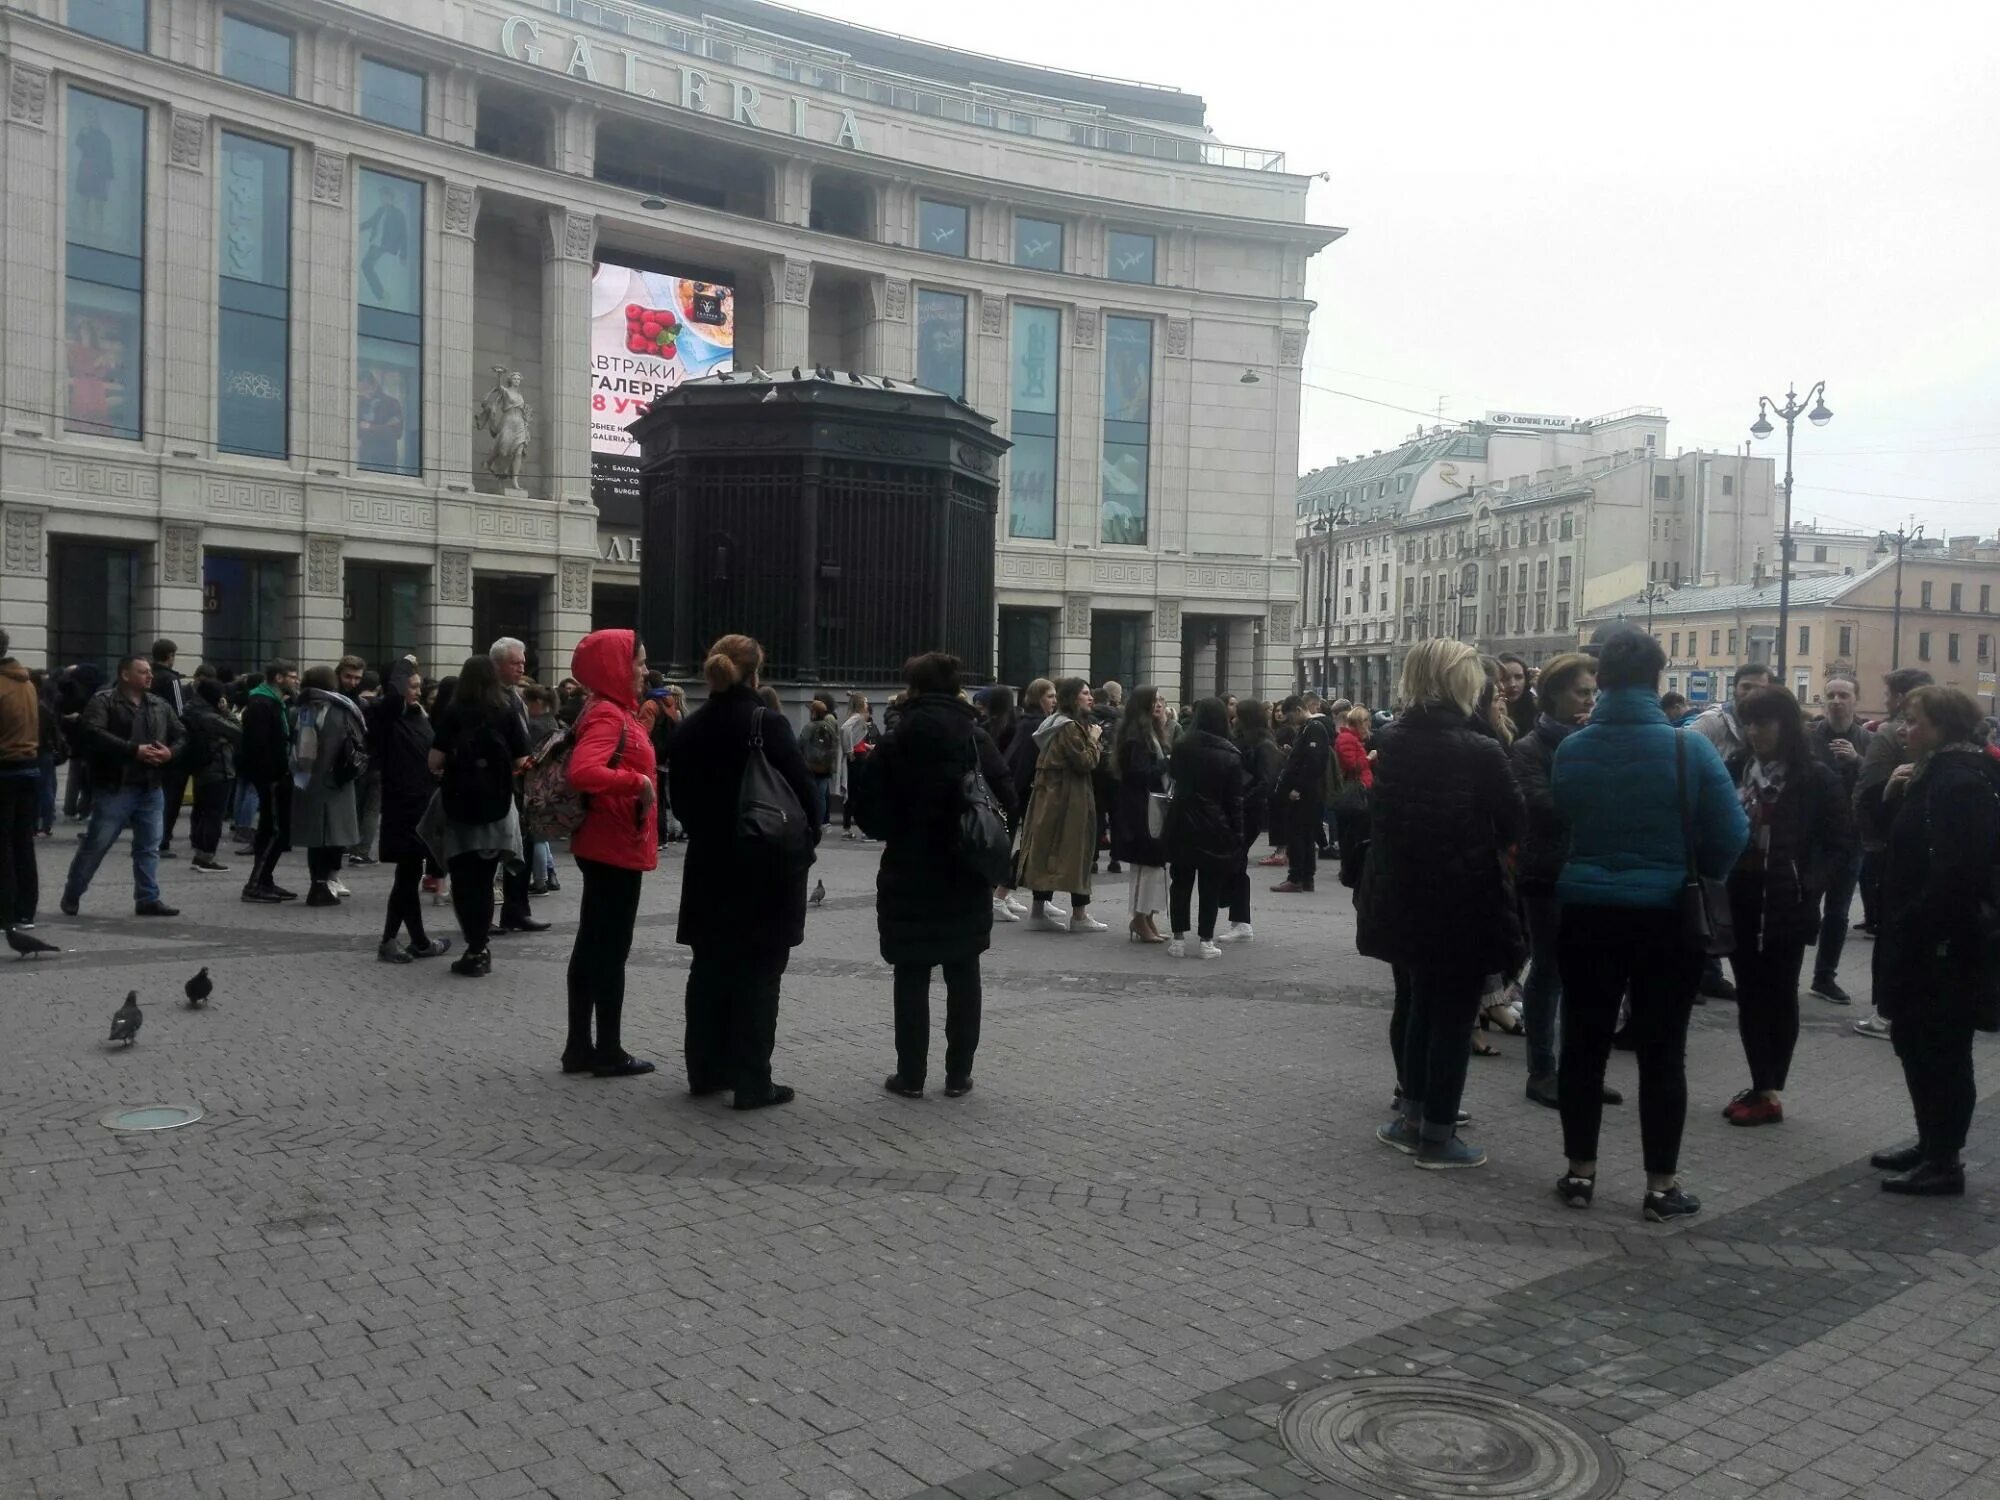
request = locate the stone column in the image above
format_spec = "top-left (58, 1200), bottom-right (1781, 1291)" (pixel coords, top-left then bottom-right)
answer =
top-left (288, 534), bottom-right (346, 666)
top-left (162, 109), bottom-right (214, 460)
top-left (0, 507), bottom-right (49, 667)
top-left (540, 208), bottom-right (595, 509)
top-left (1057, 592), bottom-right (1093, 680)
top-left (543, 557), bottom-right (593, 674)
top-left (1158, 316), bottom-right (1191, 554)
top-left (424, 547), bottom-right (474, 669)
top-left (1064, 309), bottom-right (1103, 551)
top-left (772, 158), bottom-right (812, 229)
top-left (438, 182), bottom-right (479, 494)
top-left (1146, 599), bottom-right (1183, 704)
top-left (144, 522), bottom-right (206, 664)
top-left (303, 148), bottom-right (354, 476)
top-left (3, 63), bottom-right (59, 438)
top-left (763, 256), bottom-right (813, 372)
top-left (863, 275), bottom-right (911, 381)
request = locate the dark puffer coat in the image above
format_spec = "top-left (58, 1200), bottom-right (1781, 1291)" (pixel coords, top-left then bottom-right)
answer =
top-left (1723, 752), bottom-right (1856, 952)
top-left (1510, 715), bottom-right (1580, 896)
top-left (1164, 729), bottom-right (1245, 867)
top-left (856, 693), bottom-right (1015, 967)
top-left (1355, 704), bottom-right (1526, 973)
top-left (368, 665), bottom-right (436, 864)
top-left (1109, 734), bottom-right (1170, 867)
top-left (666, 683), bottom-right (821, 952)
top-left (1874, 747), bottom-right (2000, 1028)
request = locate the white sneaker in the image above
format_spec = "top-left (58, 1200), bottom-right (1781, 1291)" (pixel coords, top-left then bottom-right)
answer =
top-left (1070, 913), bottom-right (1109, 933)
top-left (1004, 895), bottom-right (1029, 917)
top-left (1167, 938), bottom-right (1187, 959)
top-left (331, 880), bottom-right (352, 898)
top-left (1198, 941), bottom-right (1223, 960)
top-left (1854, 1012), bottom-right (1892, 1040)
top-left (992, 898), bottom-right (1020, 922)
top-left (1214, 922), bottom-right (1254, 944)
top-left (1033, 909), bottom-right (1071, 933)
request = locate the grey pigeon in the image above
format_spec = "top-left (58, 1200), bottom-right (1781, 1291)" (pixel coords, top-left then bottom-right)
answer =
top-left (810, 879), bottom-right (826, 907)
top-left (7, 928), bottom-right (58, 959)
top-left (108, 992), bottom-right (142, 1045)
top-left (184, 967), bottom-right (212, 1007)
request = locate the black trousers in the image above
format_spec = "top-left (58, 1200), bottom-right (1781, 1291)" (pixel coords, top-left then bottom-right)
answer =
top-left (380, 857), bottom-right (430, 947)
top-left (1558, 903), bottom-right (1702, 1175)
top-left (1032, 889), bottom-right (1090, 909)
top-left (307, 846), bottom-right (342, 883)
top-left (567, 858), bottom-right (644, 1062)
top-left (448, 850), bottom-right (499, 953)
top-left (1390, 963), bottom-right (1412, 1098)
top-left (1892, 1014), bottom-right (1977, 1161)
top-left (686, 946), bottom-right (789, 1096)
top-left (188, 779), bottom-right (228, 857)
top-left (1730, 938), bottom-right (1806, 1093)
top-left (246, 779), bottom-right (292, 890)
top-left (1283, 800), bottom-right (1317, 888)
top-left (499, 842), bottom-right (532, 928)
top-left (1399, 961), bottom-right (1486, 1132)
top-left (0, 774), bottom-right (38, 928)
top-left (1857, 849), bottom-right (1882, 928)
top-left (1169, 861), bottom-right (1227, 941)
top-left (158, 765), bottom-right (189, 850)
top-left (892, 956), bottom-right (981, 1084)
top-left (1334, 806), bottom-right (1370, 889)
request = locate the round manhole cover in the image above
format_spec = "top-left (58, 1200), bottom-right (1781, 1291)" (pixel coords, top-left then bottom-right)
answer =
top-left (1280, 1377), bottom-right (1622, 1500)
top-left (99, 1103), bottom-right (204, 1133)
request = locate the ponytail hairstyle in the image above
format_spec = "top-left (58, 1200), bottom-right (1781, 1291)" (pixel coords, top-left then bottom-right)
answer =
top-left (702, 633), bottom-right (764, 694)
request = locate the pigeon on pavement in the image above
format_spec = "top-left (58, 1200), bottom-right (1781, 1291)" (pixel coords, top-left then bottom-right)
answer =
top-left (108, 992), bottom-right (143, 1046)
top-left (7, 928), bottom-right (59, 959)
top-left (184, 968), bottom-right (212, 1007)
top-left (810, 879), bottom-right (826, 907)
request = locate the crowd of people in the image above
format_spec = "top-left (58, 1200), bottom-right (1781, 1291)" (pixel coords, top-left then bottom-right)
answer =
top-left (2, 620), bottom-right (1995, 1202)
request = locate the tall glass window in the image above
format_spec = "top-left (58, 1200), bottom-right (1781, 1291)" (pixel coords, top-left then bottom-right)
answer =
top-left (917, 198), bottom-right (968, 257)
top-left (358, 57), bottom-right (426, 133)
top-left (1100, 315), bottom-right (1152, 544)
top-left (355, 168), bottom-right (422, 475)
top-left (69, 0), bottom-right (147, 50)
top-left (1107, 230), bottom-right (1156, 285)
top-left (915, 289), bottom-right (966, 401)
top-left (221, 14), bottom-right (293, 94)
top-left (64, 88), bottom-right (146, 441)
top-left (217, 133), bottom-right (291, 458)
top-left (1014, 216), bottom-right (1063, 272)
top-left (1008, 305), bottom-right (1059, 539)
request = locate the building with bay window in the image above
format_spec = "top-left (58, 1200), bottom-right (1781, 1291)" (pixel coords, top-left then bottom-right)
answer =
top-left (1, 0), bottom-right (1335, 701)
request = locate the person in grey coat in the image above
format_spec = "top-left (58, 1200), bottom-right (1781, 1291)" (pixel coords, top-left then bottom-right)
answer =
top-left (291, 665), bottom-right (367, 907)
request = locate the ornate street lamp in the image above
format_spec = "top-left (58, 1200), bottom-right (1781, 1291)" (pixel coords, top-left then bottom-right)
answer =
top-left (1750, 381), bottom-right (1833, 679)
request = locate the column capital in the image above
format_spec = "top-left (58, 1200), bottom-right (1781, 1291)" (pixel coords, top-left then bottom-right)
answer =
top-left (169, 111), bottom-right (208, 172)
top-left (162, 524), bottom-right (202, 587)
top-left (304, 536), bottom-right (343, 597)
top-left (767, 256), bottom-right (814, 307)
top-left (873, 276), bottom-right (909, 324)
top-left (542, 207), bottom-right (596, 264)
top-left (443, 182), bottom-right (479, 238)
top-left (1, 506), bottom-right (48, 577)
top-left (311, 149), bottom-right (347, 206)
top-left (7, 62), bottom-right (49, 130)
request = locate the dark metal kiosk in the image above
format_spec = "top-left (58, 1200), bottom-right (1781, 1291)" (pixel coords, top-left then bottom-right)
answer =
top-left (630, 369), bottom-right (1009, 685)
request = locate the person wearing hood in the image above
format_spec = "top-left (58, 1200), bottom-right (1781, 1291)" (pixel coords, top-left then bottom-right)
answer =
top-left (367, 658), bottom-right (450, 964)
top-left (1163, 698), bottom-right (1246, 958)
top-left (561, 629), bottom-right (660, 1078)
top-left (1498, 654), bottom-right (1537, 743)
top-left (289, 665), bottom-right (368, 907)
top-left (667, 634), bottom-right (820, 1108)
top-left (854, 652), bottom-right (1014, 1098)
top-left (1869, 686), bottom-right (2000, 1196)
top-left (1015, 677), bottom-right (1106, 932)
top-left (1357, 640), bottom-right (1526, 1171)
top-left (1509, 653), bottom-right (1612, 1110)
top-left (0, 633), bottom-right (49, 932)
top-left (180, 678), bottom-right (243, 875)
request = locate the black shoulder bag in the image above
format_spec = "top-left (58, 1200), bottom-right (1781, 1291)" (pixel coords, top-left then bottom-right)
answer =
top-left (958, 746), bottom-right (1013, 888)
top-left (1675, 729), bottom-right (1735, 956)
top-left (736, 709), bottom-right (814, 869)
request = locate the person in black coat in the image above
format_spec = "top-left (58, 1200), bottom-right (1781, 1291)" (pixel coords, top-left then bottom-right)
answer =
top-left (1870, 686), bottom-right (2000, 1195)
top-left (368, 659), bottom-right (448, 963)
top-left (1163, 699), bottom-right (1245, 955)
top-left (1109, 687), bottom-right (1172, 943)
top-left (1356, 640), bottom-right (1526, 1169)
top-left (665, 634), bottom-right (821, 1109)
top-left (1273, 695), bottom-right (1330, 892)
top-left (1005, 678), bottom-right (1055, 817)
top-left (854, 654), bottom-right (1014, 1098)
top-left (239, 660), bottom-right (299, 902)
top-left (1721, 687), bottom-right (1856, 1127)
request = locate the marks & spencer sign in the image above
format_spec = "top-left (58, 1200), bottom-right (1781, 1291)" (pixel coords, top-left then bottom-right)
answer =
top-left (497, 17), bottom-right (866, 151)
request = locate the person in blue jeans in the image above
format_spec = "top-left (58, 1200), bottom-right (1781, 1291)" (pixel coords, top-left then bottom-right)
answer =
top-left (60, 655), bottom-right (184, 918)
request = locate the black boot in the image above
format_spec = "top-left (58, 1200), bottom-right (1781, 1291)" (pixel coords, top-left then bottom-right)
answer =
top-left (1882, 1157), bottom-right (1965, 1196)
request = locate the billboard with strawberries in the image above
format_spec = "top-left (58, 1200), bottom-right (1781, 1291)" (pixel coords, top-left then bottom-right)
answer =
top-left (588, 260), bottom-right (734, 511)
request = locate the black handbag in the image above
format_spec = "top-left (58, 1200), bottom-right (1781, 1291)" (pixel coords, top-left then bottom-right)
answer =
top-left (959, 759), bottom-right (1013, 888)
top-left (1675, 730), bottom-right (1735, 956)
top-left (735, 710), bottom-right (814, 869)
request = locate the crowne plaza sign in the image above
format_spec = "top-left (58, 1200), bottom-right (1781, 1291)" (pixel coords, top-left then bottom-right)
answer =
top-left (496, 16), bottom-right (867, 151)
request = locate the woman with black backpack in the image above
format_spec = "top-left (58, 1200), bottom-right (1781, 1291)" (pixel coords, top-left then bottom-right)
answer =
top-left (666, 635), bottom-right (821, 1108)
top-left (854, 653), bottom-right (1015, 1099)
top-left (427, 654), bottom-right (529, 977)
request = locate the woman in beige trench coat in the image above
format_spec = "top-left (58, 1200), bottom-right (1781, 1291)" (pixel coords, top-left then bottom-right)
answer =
top-left (1016, 677), bottom-right (1107, 933)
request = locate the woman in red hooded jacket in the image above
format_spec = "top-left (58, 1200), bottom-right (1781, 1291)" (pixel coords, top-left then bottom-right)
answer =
top-left (561, 628), bottom-right (659, 1077)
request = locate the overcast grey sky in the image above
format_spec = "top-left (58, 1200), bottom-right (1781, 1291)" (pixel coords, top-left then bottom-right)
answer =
top-left (824, 0), bottom-right (2000, 542)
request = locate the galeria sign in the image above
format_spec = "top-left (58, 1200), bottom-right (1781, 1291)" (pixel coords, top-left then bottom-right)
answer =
top-left (497, 16), bottom-right (866, 151)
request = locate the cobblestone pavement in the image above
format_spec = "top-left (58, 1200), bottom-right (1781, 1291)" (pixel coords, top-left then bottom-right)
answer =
top-left (4, 830), bottom-right (1998, 1500)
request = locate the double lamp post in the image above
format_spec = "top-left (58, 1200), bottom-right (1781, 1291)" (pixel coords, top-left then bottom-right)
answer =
top-left (1750, 381), bottom-right (1833, 680)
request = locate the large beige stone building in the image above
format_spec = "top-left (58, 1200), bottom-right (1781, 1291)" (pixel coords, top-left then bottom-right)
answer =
top-left (0, 0), bottom-right (1335, 698)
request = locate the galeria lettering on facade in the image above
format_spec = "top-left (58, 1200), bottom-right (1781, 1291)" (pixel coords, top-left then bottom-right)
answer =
top-left (497, 17), bottom-right (866, 151)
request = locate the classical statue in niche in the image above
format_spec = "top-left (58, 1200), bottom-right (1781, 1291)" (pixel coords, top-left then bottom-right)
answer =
top-left (475, 367), bottom-right (531, 493)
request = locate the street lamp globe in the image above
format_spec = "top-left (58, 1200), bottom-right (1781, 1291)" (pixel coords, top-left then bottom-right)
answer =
top-left (1808, 399), bottom-right (1833, 427)
top-left (1750, 412), bottom-right (1774, 439)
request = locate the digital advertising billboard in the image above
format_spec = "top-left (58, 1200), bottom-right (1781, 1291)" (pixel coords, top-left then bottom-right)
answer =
top-left (589, 260), bottom-right (734, 514)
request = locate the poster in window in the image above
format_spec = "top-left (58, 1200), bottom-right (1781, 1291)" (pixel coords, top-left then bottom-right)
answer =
top-left (356, 335), bottom-right (420, 474)
top-left (1103, 317), bottom-right (1153, 425)
top-left (64, 281), bottom-right (142, 440)
top-left (357, 169), bottom-right (422, 315)
top-left (67, 89), bottom-right (146, 259)
top-left (219, 135), bottom-right (290, 287)
top-left (1011, 305), bottom-right (1058, 415)
top-left (1009, 432), bottom-right (1057, 541)
top-left (587, 260), bottom-right (735, 509)
top-left (916, 290), bottom-right (966, 400)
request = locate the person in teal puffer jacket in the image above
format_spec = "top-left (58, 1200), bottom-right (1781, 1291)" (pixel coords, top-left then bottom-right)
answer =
top-left (1550, 627), bottom-right (1749, 1224)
